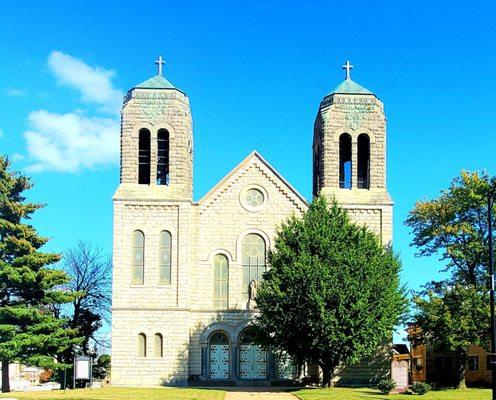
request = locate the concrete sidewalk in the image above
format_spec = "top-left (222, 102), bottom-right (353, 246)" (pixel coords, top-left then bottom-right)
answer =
top-left (224, 388), bottom-right (297, 400)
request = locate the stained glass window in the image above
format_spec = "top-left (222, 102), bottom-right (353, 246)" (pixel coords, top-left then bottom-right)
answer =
top-left (245, 188), bottom-right (264, 208)
top-left (137, 333), bottom-right (146, 357)
top-left (159, 231), bottom-right (171, 284)
top-left (132, 230), bottom-right (145, 285)
top-left (242, 234), bottom-right (266, 293)
top-left (213, 254), bottom-right (228, 308)
top-left (154, 333), bottom-right (163, 357)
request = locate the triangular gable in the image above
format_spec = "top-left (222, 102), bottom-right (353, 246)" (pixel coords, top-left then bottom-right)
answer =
top-left (198, 151), bottom-right (308, 212)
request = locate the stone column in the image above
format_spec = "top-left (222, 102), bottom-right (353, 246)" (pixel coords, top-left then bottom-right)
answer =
top-left (200, 342), bottom-right (208, 380)
top-left (230, 343), bottom-right (238, 381)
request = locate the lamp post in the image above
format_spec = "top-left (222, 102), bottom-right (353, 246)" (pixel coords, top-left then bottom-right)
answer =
top-left (488, 187), bottom-right (496, 399)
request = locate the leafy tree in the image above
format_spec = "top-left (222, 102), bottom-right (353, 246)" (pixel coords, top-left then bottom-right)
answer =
top-left (406, 171), bottom-right (495, 388)
top-left (93, 354), bottom-right (111, 380)
top-left (0, 155), bottom-right (81, 392)
top-left (405, 171), bottom-right (493, 287)
top-left (412, 283), bottom-right (489, 388)
top-left (256, 196), bottom-right (407, 387)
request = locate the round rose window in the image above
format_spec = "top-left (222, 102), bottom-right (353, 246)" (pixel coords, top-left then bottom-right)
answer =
top-left (245, 188), bottom-right (265, 208)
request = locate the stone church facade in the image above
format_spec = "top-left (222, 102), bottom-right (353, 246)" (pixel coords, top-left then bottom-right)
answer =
top-left (111, 59), bottom-right (393, 386)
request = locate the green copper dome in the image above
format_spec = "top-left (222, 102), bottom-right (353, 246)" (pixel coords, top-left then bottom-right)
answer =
top-left (330, 78), bottom-right (373, 95)
top-left (134, 74), bottom-right (177, 90)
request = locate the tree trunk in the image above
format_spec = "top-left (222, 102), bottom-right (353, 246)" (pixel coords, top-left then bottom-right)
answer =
top-left (2, 359), bottom-right (10, 393)
top-left (454, 351), bottom-right (467, 389)
top-left (320, 362), bottom-right (334, 388)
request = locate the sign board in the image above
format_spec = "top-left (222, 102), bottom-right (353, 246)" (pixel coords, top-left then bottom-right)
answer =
top-left (74, 356), bottom-right (91, 380)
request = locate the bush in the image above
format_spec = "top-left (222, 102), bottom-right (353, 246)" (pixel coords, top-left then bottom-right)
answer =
top-left (412, 381), bottom-right (431, 395)
top-left (377, 378), bottom-right (396, 394)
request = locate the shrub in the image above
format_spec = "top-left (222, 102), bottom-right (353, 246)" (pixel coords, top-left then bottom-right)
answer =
top-left (377, 378), bottom-right (396, 394)
top-left (412, 381), bottom-right (432, 395)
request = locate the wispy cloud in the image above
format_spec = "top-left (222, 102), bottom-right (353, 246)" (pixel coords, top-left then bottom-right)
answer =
top-left (0, 128), bottom-right (3, 138)
top-left (48, 51), bottom-right (123, 113)
top-left (5, 88), bottom-right (26, 97)
top-left (23, 52), bottom-right (122, 173)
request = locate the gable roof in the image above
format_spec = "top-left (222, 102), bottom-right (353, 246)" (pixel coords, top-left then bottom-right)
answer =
top-left (198, 151), bottom-right (308, 208)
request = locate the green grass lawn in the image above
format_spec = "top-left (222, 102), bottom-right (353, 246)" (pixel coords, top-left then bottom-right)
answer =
top-left (293, 387), bottom-right (491, 400)
top-left (0, 387), bottom-right (225, 400)
top-left (0, 387), bottom-right (491, 400)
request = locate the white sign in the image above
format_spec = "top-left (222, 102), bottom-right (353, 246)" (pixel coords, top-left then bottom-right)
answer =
top-left (75, 359), bottom-right (90, 380)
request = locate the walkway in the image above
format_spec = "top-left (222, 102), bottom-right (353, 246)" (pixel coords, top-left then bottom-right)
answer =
top-left (224, 387), bottom-right (297, 400)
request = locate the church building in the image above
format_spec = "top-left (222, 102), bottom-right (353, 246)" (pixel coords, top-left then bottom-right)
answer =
top-left (111, 58), bottom-right (393, 386)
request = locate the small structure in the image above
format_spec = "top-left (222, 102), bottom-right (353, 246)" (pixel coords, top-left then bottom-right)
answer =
top-left (391, 344), bottom-right (410, 390)
top-left (408, 325), bottom-right (493, 386)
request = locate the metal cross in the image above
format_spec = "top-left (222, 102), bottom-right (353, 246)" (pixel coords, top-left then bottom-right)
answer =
top-left (155, 55), bottom-right (165, 76)
top-left (342, 60), bottom-right (353, 80)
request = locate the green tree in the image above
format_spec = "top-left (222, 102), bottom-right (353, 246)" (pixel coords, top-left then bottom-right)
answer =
top-left (405, 171), bottom-right (495, 388)
top-left (405, 171), bottom-right (492, 287)
top-left (256, 197), bottom-right (407, 387)
top-left (0, 155), bottom-right (81, 392)
top-left (412, 283), bottom-right (489, 388)
top-left (93, 354), bottom-right (111, 380)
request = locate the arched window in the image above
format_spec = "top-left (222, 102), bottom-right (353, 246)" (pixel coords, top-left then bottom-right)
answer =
top-left (137, 333), bottom-right (146, 357)
top-left (154, 333), bottom-right (163, 357)
top-left (159, 231), bottom-right (171, 285)
top-left (213, 254), bottom-right (228, 309)
top-left (132, 230), bottom-right (145, 285)
top-left (339, 133), bottom-right (352, 189)
top-left (242, 234), bottom-right (266, 294)
top-left (157, 129), bottom-right (170, 185)
top-left (357, 134), bottom-right (370, 189)
top-left (138, 129), bottom-right (151, 184)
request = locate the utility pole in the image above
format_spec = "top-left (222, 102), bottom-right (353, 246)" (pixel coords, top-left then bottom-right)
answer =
top-left (488, 186), bottom-right (496, 400)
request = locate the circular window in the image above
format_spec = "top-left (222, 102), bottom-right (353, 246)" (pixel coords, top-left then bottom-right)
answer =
top-left (245, 188), bottom-right (264, 207)
top-left (240, 186), bottom-right (268, 212)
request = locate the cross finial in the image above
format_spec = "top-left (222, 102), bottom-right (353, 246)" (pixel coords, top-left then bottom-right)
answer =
top-left (342, 60), bottom-right (353, 80)
top-left (155, 55), bottom-right (165, 76)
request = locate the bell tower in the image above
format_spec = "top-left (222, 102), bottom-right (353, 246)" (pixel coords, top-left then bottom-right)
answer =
top-left (118, 56), bottom-right (193, 201)
top-left (313, 61), bottom-right (393, 244)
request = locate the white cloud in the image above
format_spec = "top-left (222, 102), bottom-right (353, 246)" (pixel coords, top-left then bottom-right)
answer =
top-left (0, 128), bottom-right (3, 138)
top-left (48, 51), bottom-right (123, 113)
top-left (23, 52), bottom-right (122, 173)
top-left (5, 88), bottom-right (26, 97)
top-left (11, 153), bottom-right (24, 162)
top-left (24, 110), bottom-right (119, 173)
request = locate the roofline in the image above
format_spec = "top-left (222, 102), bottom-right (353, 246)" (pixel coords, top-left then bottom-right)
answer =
top-left (128, 86), bottom-right (187, 96)
top-left (198, 150), bottom-right (309, 206)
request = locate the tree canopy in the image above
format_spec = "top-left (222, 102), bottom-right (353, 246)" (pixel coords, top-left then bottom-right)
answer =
top-left (256, 196), bottom-right (407, 387)
top-left (405, 171), bottom-right (493, 287)
top-left (0, 155), bottom-right (81, 392)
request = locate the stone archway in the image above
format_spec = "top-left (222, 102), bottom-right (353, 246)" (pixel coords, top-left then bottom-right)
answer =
top-left (238, 327), bottom-right (267, 380)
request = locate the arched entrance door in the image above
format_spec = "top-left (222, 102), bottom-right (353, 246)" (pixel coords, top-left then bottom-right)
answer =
top-left (239, 328), bottom-right (267, 380)
top-left (209, 331), bottom-right (229, 379)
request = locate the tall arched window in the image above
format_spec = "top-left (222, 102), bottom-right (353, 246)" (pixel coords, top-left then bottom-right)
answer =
top-left (157, 129), bottom-right (170, 185)
top-left (242, 234), bottom-right (266, 294)
top-left (357, 134), bottom-right (370, 189)
top-left (138, 129), bottom-right (151, 184)
top-left (213, 254), bottom-right (228, 309)
top-left (132, 230), bottom-right (145, 285)
top-left (137, 333), bottom-right (146, 357)
top-left (154, 333), bottom-right (163, 357)
top-left (159, 231), bottom-right (172, 285)
top-left (339, 133), bottom-right (352, 189)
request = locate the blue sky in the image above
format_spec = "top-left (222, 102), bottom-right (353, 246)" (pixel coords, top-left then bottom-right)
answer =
top-left (1, 1), bottom-right (496, 341)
